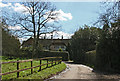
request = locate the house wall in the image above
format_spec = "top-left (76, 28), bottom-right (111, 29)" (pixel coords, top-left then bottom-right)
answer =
top-left (50, 44), bottom-right (66, 51)
top-left (22, 38), bottom-right (70, 51)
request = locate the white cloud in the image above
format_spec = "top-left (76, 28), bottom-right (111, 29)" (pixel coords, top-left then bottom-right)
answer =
top-left (46, 9), bottom-right (73, 22)
top-left (12, 3), bottom-right (28, 13)
top-left (0, 2), bottom-right (28, 13)
top-left (58, 9), bottom-right (72, 20)
top-left (40, 31), bottom-right (73, 39)
top-left (1, 3), bottom-right (72, 21)
top-left (53, 31), bottom-right (73, 39)
top-left (18, 31), bottom-right (73, 44)
top-left (8, 25), bottom-right (22, 30)
top-left (0, 0), bottom-right (118, 2)
top-left (0, 2), bottom-right (11, 7)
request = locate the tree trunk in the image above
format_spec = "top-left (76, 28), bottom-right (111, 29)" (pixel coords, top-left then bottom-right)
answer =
top-left (32, 3), bottom-right (36, 58)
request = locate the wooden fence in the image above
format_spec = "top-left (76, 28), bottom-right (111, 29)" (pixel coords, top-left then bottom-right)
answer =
top-left (0, 57), bottom-right (62, 78)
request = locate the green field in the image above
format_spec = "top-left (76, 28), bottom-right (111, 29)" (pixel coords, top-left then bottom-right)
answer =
top-left (1, 56), bottom-right (66, 80)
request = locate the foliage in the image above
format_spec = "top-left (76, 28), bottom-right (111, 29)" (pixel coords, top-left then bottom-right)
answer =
top-left (66, 42), bottom-right (73, 60)
top-left (68, 25), bottom-right (101, 63)
top-left (20, 47), bottom-right (33, 58)
top-left (84, 50), bottom-right (96, 68)
top-left (94, 1), bottom-right (120, 73)
top-left (94, 2), bottom-right (119, 27)
top-left (20, 43), bottom-right (43, 59)
top-left (96, 21), bottom-right (120, 72)
top-left (2, 2), bottom-right (60, 58)
top-left (38, 51), bottom-right (69, 61)
top-left (13, 48), bottom-right (69, 61)
top-left (36, 42), bottom-right (44, 53)
top-left (58, 48), bottom-right (63, 52)
top-left (67, 2), bottom-right (120, 73)
top-left (2, 25), bottom-right (21, 57)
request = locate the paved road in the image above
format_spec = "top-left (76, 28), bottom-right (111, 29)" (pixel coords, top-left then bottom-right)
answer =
top-left (50, 62), bottom-right (120, 81)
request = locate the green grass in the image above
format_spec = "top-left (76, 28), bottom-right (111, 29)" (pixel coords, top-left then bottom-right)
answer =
top-left (1, 56), bottom-right (66, 80)
top-left (18, 62), bottom-right (66, 79)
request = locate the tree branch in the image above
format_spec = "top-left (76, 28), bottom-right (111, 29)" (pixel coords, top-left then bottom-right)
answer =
top-left (17, 23), bottom-right (34, 32)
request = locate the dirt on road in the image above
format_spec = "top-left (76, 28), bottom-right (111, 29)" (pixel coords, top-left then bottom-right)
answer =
top-left (49, 62), bottom-right (120, 81)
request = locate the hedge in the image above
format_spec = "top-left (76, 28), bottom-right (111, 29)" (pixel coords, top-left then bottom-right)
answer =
top-left (36, 51), bottom-right (69, 61)
top-left (19, 50), bottom-right (69, 61)
top-left (84, 50), bottom-right (96, 68)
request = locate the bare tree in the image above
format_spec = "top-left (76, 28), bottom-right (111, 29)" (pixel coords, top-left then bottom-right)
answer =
top-left (2, 1), bottom-right (60, 58)
top-left (94, 1), bottom-right (119, 28)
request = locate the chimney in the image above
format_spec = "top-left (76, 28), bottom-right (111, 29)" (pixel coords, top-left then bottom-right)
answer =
top-left (51, 35), bottom-right (53, 39)
top-left (61, 35), bottom-right (63, 40)
top-left (44, 34), bottom-right (46, 39)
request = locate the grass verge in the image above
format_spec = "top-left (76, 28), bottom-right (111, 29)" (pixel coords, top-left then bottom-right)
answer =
top-left (1, 56), bottom-right (66, 80)
top-left (18, 62), bottom-right (66, 79)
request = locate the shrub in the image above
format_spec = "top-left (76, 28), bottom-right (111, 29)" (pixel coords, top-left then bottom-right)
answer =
top-left (58, 48), bottom-right (63, 52)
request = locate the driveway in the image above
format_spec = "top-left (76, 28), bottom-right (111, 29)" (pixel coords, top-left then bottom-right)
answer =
top-left (49, 61), bottom-right (120, 81)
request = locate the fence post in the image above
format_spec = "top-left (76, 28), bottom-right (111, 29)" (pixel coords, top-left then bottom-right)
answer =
top-left (17, 60), bottom-right (19, 78)
top-left (47, 59), bottom-right (48, 68)
top-left (56, 58), bottom-right (58, 65)
top-left (52, 59), bottom-right (53, 66)
top-left (58, 57), bottom-right (60, 64)
top-left (39, 60), bottom-right (42, 71)
top-left (58, 58), bottom-right (60, 64)
top-left (31, 61), bottom-right (33, 74)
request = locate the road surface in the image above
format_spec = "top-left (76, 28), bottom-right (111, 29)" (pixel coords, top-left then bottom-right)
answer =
top-left (49, 62), bottom-right (120, 81)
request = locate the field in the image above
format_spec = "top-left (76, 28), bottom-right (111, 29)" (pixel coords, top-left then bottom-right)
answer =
top-left (1, 56), bottom-right (66, 80)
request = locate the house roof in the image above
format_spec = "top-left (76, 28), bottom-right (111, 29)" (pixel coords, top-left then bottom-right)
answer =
top-left (22, 37), bottom-right (70, 47)
top-left (50, 42), bottom-right (66, 46)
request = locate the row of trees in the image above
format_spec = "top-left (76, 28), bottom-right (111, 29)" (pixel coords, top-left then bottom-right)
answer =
top-left (95, 1), bottom-right (120, 72)
top-left (68, 1), bottom-right (120, 72)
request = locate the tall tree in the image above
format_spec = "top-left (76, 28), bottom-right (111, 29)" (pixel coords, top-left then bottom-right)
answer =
top-left (0, 20), bottom-right (2, 57)
top-left (94, 1), bottom-right (119, 28)
top-left (2, 1), bottom-right (60, 57)
top-left (95, 1), bottom-right (120, 72)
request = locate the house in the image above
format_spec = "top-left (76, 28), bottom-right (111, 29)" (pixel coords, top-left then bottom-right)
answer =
top-left (22, 35), bottom-right (70, 51)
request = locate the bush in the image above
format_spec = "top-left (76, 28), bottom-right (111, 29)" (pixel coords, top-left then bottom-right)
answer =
top-left (58, 48), bottom-right (63, 52)
top-left (18, 47), bottom-right (32, 58)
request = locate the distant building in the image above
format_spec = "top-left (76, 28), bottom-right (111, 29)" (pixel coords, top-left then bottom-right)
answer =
top-left (22, 36), bottom-right (70, 51)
